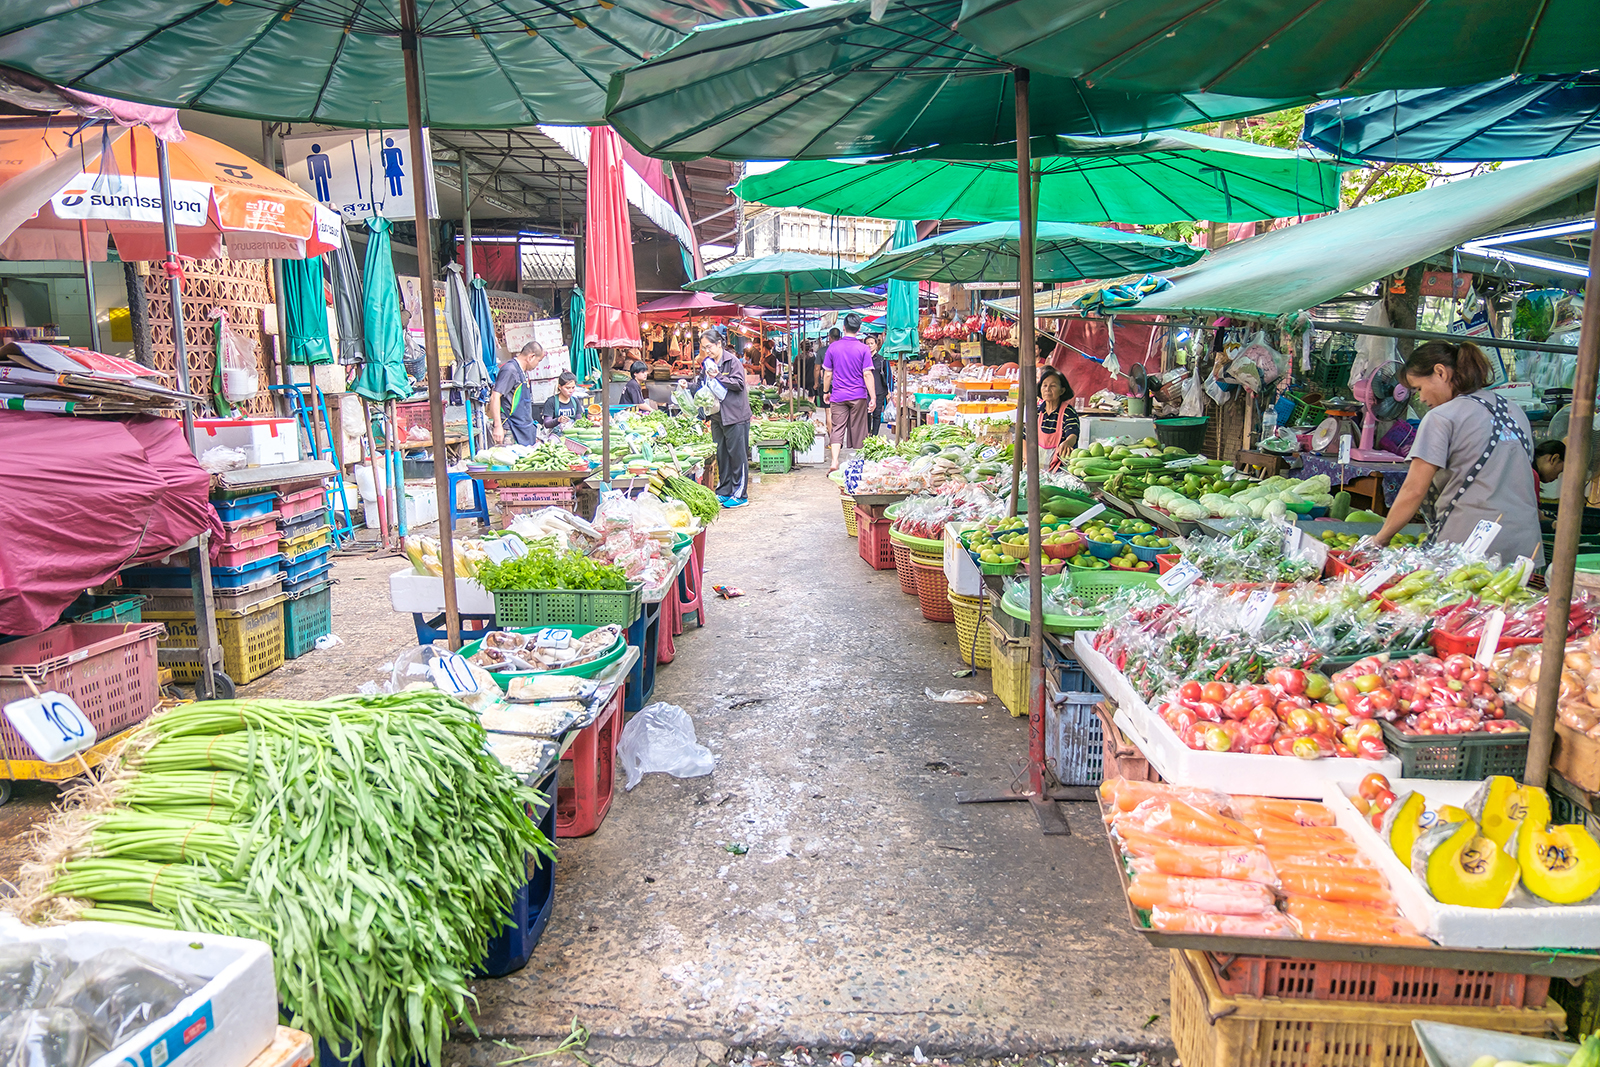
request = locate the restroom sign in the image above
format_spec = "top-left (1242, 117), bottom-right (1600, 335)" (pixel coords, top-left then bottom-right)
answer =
top-left (283, 128), bottom-right (437, 222)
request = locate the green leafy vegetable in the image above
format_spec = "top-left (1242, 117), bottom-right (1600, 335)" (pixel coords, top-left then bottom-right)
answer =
top-left (475, 546), bottom-right (630, 591)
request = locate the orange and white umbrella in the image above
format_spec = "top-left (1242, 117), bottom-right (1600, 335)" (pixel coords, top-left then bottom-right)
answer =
top-left (0, 123), bottom-right (340, 262)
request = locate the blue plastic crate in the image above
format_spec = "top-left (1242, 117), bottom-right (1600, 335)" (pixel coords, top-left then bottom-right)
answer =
top-left (212, 492), bottom-right (276, 524)
top-left (120, 554), bottom-right (282, 590)
top-left (1046, 690), bottom-right (1104, 787)
top-left (281, 546), bottom-right (330, 583)
top-left (282, 562), bottom-right (332, 595)
top-left (624, 599), bottom-right (662, 715)
top-left (477, 767), bottom-right (557, 977)
top-left (1044, 642), bottom-right (1101, 698)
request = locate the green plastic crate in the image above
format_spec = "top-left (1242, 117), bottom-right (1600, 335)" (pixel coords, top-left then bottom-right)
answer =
top-left (65, 594), bottom-right (145, 624)
top-left (492, 582), bottom-right (644, 628)
top-left (757, 445), bottom-right (793, 474)
top-left (1379, 707), bottom-right (1532, 781)
top-left (283, 581), bottom-right (332, 660)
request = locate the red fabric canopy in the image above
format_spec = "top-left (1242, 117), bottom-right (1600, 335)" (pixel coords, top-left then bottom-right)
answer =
top-left (1044, 319), bottom-right (1161, 399)
top-left (638, 291), bottom-right (746, 322)
top-left (0, 413), bottom-right (221, 635)
top-left (583, 127), bottom-right (641, 350)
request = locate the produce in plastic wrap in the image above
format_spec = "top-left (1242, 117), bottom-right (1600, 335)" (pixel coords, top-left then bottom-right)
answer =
top-left (0, 1008), bottom-right (88, 1067)
top-left (48, 948), bottom-right (200, 1049)
top-left (0, 944), bottom-right (69, 1020)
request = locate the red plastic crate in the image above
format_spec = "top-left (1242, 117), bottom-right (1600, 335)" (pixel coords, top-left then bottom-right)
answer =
top-left (558, 686), bottom-right (620, 838)
top-left (1156, 553), bottom-right (1180, 574)
top-left (277, 485), bottom-right (325, 521)
top-left (0, 623), bottom-right (164, 761)
top-left (213, 530), bottom-right (281, 568)
top-left (499, 486), bottom-right (577, 504)
top-left (856, 509), bottom-right (894, 570)
top-left (1205, 953), bottom-right (1551, 1008)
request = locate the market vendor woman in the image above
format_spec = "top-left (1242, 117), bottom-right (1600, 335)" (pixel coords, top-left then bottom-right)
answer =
top-left (540, 371), bottom-right (584, 432)
top-left (1033, 367), bottom-right (1080, 472)
top-left (1373, 341), bottom-right (1542, 562)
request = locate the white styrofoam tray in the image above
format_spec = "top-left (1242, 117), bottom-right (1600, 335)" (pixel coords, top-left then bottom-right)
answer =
top-left (943, 523), bottom-right (983, 598)
top-left (1324, 778), bottom-right (1600, 948)
top-left (1412, 1021), bottom-right (1577, 1067)
top-left (0, 914), bottom-right (277, 1067)
top-left (388, 568), bottom-right (496, 615)
top-left (1074, 631), bottom-right (1402, 799)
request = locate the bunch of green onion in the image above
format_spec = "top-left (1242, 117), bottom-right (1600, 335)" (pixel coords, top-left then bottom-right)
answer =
top-left (40, 690), bottom-right (553, 1067)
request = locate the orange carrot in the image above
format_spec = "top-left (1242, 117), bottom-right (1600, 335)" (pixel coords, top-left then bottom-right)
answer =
top-left (1277, 869), bottom-right (1392, 904)
top-left (1127, 873), bottom-right (1277, 914)
top-left (1283, 895), bottom-right (1400, 923)
top-left (1234, 796), bottom-right (1336, 827)
top-left (1148, 905), bottom-right (1297, 938)
top-left (1274, 862), bottom-right (1386, 887)
top-left (1254, 823), bottom-right (1352, 847)
top-left (1144, 843), bottom-right (1278, 884)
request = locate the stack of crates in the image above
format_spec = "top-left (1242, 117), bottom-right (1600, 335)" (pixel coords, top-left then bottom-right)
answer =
top-left (127, 489), bottom-right (289, 687)
top-left (498, 485), bottom-right (578, 527)
top-left (276, 483), bottom-right (334, 659)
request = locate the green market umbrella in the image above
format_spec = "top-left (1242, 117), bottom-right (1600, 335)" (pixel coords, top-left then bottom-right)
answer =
top-left (734, 131), bottom-right (1343, 224)
top-left (849, 221), bottom-right (1202, 284)
top-left (569, 287), bottom-right (601, 387)
top-left (353, 218), bottom-right (410, 403)
top-left (883, 221), bottom-right (920, 440)
top-left (684, 251), bottom-right (856, 298)
top-left (281, 256), bottom-right (334, 365)
top-left (952, 0), bottom-right (1600, 100)
top-left (743, 286), bottom-right (883, 311)
top-left (604, 0), bottom-right (1299, 161)
top-left (0, 0), bottom-right (799, 128)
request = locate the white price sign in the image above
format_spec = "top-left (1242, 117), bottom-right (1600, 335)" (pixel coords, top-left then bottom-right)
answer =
top-left (482, 535), bottom-right (528, 564)
top-left (1515, 556), bottom-right (1535, 588)
top-left (1462, 520), bottom-right (1501, 560)
top-left (1157, 560), bottom-right (1203, 593)
top-left (3, 691), bottom-right (96, 763)
top-left (533, 628), bottom-right (574, 648)
top-left (1475, 609), bottom-right (1506, 666)
top-left (426, 652), bottom-right (480, 695)
top-left (1069, 503), bottom-right (1107, 528)
top-left (1338, 434), bottom-right (1352, 465)
top-left (1283, 525), bottom-right (1305, 556)
top-left (1166, 456), bottom-right (1206, 469)
top-left (1241, 590), bottom-right (1275, 634)
top-left (1358, 564), bottom-right (1397, 597)
top-left (1296, 535), bottom-right (1330, 571)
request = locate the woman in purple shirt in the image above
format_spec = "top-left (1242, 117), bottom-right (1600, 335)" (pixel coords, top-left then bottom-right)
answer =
top-left (823, 313), bottom-right (876, 471)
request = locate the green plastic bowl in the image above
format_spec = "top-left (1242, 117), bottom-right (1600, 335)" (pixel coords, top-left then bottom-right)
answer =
top-left (459, 623), bottom-right (628, 688)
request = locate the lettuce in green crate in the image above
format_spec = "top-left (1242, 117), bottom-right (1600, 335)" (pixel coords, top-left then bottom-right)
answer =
top-left (475, 545), bottom-right (629, 592)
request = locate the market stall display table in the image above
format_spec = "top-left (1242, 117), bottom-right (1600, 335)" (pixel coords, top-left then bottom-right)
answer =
top-left (1297, 454), bottom-right (1410, 511)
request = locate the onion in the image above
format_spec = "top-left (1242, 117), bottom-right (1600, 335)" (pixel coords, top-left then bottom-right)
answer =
top-left (1562, 669), bottom-right (1585, 701)
top-left (1568, 651), bottom-right (1595, 675)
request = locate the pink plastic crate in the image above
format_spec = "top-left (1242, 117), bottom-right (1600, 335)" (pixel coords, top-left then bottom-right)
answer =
top-left (278, 485), bottom-right (326, 521)
top-left (217, 510), bottom-right (281, 548)
top-left (0, 623), bottom-right (164, 761)
top-left (213, 530), bottom-right (281, 568)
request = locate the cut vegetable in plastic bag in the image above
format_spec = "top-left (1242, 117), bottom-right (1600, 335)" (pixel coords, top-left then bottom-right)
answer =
top-left (0, 1007), bottom-right (88, 1067)
top-left (0, 943), bottom-right (69, 1016)
top-left (618, 702), bottom-right (715, 790)
top-left (48, 948), bottom-right (201, 1049)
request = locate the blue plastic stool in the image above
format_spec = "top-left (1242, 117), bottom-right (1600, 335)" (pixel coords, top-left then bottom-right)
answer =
top-left (624, 600), bottom-right (662, 714)
top-left (411, 612), bottom-right (497, 645)
top-left (448, 471), bottom-right (492, 530)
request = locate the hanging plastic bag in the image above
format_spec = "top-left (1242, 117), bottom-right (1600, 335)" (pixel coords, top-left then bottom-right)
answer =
top-left (1238, 330), bottom-right (1284, 386)
top-left (1180, 366), bottom-right (1206, 417)
top-left (618, 702), bottom-right (716, 790)
top-left (210, 308), bottom-right (259, 407)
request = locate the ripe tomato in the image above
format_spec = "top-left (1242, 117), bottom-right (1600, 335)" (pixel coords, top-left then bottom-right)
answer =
top-left (1179, 680), bottom-right (1203, 703)
top-left (1201, 681), bottom-right (1230, 705)
top-left (1358, 772), bottom-right (1392, 801)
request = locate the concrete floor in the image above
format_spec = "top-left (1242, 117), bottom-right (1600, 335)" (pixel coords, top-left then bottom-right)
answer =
top-left (0, 464), bottom-right (1173, 1065)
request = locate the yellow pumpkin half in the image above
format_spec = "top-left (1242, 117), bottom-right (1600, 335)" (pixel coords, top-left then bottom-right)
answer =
top-left (1381, 791), bottom-right (1427, 865)
top-left (1465, 775), bottom-right (1528, 851)
top-left (1416, 818), bottom-right (1520, 909)
top-left (1515, 788), bottom-right (1600, 904)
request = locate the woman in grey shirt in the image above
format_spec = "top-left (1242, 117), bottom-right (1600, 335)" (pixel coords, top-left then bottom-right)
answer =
top-left (1373, 341), bottom-right (1542, 563)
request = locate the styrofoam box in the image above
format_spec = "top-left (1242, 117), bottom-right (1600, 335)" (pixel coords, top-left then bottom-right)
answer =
top-left (1074, 631), bottom-right (1402, 799)
top-left (193, 418), bottom-right (300, 467)
top-left (943, 523), bottom-right (982, 597)
top-left (362, 485), bottom-right (438, 531)
top-left (286, 362), bottom-right (348, 396)
top-left (796, 440), bottom-right (824, 465)
top-left (389, 568), bottom-right (497, 615)
top-left (1325, 779), bottom-right (1600, 948)
top-left (1080, 416), bottom-right (1157, 446)
top-left (0, 914), bottom-right (276, 1067)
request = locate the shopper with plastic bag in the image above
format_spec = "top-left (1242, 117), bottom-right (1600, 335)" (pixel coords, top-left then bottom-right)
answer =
top-left (698, 328), bottom-right (751, 509)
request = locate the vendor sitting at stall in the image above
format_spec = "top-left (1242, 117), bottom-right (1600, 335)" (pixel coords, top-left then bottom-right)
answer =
top-left (1373, 340), bottom-right (1542, 562)
top-left (618, 361), bottom-right (656, 410)
top-left (539, 371), bottom-right (584, 433)
top-left (1033, 367), bottom-right (1080, 472)
top-left (1535, 439), bottom-right (1566, 498)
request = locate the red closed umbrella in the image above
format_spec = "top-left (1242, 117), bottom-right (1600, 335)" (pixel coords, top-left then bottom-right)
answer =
top-left (638, 290), bottom-right (746, 322)
top-left (583, 125), bottom-right (643, 478)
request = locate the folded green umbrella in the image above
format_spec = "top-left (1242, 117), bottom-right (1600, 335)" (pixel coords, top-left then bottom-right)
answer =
top-left (734, 130), bottom-right (1343, 224)
top-left (850, 221), bottom-right (1202, 284)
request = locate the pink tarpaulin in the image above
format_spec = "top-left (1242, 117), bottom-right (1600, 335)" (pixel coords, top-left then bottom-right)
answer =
top-left (0, 413), bottom-right (221, 636)
top-left (1044, 318), bottom-right (1161, 398)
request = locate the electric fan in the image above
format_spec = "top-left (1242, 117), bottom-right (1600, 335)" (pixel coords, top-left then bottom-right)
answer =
top-left (1349, 360), bottom-right (1411, 461)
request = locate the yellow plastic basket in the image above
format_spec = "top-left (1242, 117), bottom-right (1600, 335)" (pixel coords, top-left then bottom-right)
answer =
top-left (948, 590), bottom-right (991, 668)
top-left (145, 597), bottom-right (287, 686)
top-left (1169, 949), bottom-right (1565, 1067)
top-left (279, 523), bottom-right (331, 558)
top-left (988, 615), bottom-right (1028, 717)
top-left (841, 493), bottom-right (858, 537)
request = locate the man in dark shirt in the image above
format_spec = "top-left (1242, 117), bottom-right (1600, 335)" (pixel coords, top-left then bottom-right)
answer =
top-left (490, 342), bottom-right (543, 445)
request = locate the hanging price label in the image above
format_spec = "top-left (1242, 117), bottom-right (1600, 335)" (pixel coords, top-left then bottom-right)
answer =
top-left (1283, 525), bottom-right (1305, 557)
top-left (1358, 564), bottom-right (1397, 597)
top-left (1338, 434), bottom-right (1352, 465)
top-left (482, 535), bottom-right (528, 564)
top-left (1297, 535), bottom-right (1329, 571)
top-left (1241, 590), bottom-right (1275, 634)
top-left (1462, 520), bottom-right (1502, 560)
top-left (1157, 560), bottom-right (1203, 593)
top-left (1069, 503), bottom-right (1107, 528)
top-left (1475, 609), bottom-right (1506, 666)
top-left (4, 691), bottom-right (97, 763)
top-left (426, 652), bottom-right (480, 696)
top-left (980, 446), bottom-right (999, 461)
top-left (1515, 556), bottom-right (1535, 588)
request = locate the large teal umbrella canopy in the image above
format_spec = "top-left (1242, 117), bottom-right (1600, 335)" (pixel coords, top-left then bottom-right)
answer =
top-left (734, 131), bottom-right (1343, 224)
top-left (604, 0), bottom-right (1301, 161)
top-left (883, 221), bottom-right (920, 358)
top-left (851, 221), bottom-right (1203, 284)
top-left (743, 286), bottom-right (883, 311)
top-left (953, 0), bottom-right (1600, 100)
top-left (0, 0), bottom-right (798, 127)
top-left (684, 252), bottom-right (857, 299)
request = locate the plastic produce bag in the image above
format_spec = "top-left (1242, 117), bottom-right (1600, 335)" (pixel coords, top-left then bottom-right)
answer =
top-left (210, 308), bottom-right (258, 404)
top-left (0, 944), bottom-right (70, 1017)
top-left (617, 702), bottom-right (715, 790)
top-left (48, 949), bottom-right (201, 1049)
top-left (0, 1008), bottom-right (88, 1067)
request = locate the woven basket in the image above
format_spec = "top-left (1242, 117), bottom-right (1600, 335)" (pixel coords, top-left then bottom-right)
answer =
top-left (948, 590), bottom-right (991, 668)
top-left (842, 494), bottom-right (858, 537)
top-left (892, 540), bottom-right (916, 595)
top-left (912, 558), bottom-right (956, 623)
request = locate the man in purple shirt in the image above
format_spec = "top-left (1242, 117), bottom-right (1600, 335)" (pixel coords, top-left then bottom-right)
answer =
top-left (822, 313), bottom-right (877, 471)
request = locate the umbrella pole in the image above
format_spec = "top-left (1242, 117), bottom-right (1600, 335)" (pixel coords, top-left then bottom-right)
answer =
top-left (602, 348), bottom-right (611, 487)
top-left (1527, 179), bottom-right (1600, 787)
top-left (154, 138), bottom-right (194, 453)
top-left (785, 277), bottom-right (793, 417)
top-left (460, 153), bottom-right (478, 457)
top-left (78, 221), bottom-right (100, 352)
top-left (401, 0), bottom-right (462, 650)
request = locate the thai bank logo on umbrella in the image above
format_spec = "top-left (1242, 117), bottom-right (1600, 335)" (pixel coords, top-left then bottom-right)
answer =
top-left (242, 197), bottom-right (289, 232)
top-left (52, 174), bottom-right (209, 226)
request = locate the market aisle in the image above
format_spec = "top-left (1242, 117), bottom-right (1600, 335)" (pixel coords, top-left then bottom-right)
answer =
top-left (462, 466), bottom-right (1172, 1060)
